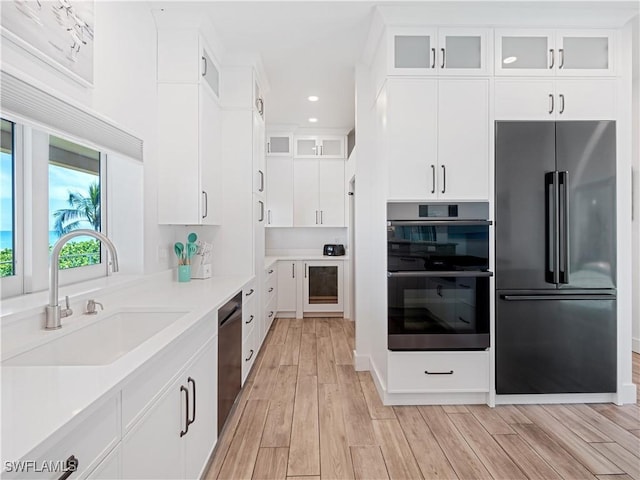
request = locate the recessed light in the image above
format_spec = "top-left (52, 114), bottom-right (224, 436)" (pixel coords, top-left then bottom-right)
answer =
top-left (308, 117), bottom-right (318, 123)
top-left (308, 95), bottom-right (319, 102)
top-left (503, 56), bottom-right (518, 64)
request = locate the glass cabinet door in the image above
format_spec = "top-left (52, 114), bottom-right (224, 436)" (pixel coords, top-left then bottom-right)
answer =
top-left (389, 28), bottom-right (438, 75)
top-left (495, 30), bottom-right (555, 76)
top-left (319, 138), bottom-right (344, 158)
top-left (267, 135), bottom-right (291, 156)
top-left (439, 29), bottom-right (489, 75)
top-left (304, 262), bottom-right (344, 313)
top-left (557, 31), bottom-right (615, 76)
top-left (295, 138), bottom-right (318, 157)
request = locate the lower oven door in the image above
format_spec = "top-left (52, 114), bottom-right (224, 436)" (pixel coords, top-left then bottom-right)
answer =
top-left (387, 272), bottom-right (491, 350)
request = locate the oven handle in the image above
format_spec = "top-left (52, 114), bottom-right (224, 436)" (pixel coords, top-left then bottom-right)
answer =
top-left (387, 271), bottom-right (493, 278)
top-left (388, 220), bottom-right (492, 227)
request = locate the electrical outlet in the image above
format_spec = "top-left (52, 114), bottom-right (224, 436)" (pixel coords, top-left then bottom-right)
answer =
top-left (158, 245), bottom-right (168, 262)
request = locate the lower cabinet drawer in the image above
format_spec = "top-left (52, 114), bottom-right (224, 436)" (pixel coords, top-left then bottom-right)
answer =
top-left (6, 397), bottom-right (119, 480)
top-left (242, 325), bottom-right (257, 384)
top-left (387, 351), bottom-right (489, 393)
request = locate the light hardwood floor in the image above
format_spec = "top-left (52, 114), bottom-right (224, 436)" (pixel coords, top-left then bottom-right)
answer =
top-left (205, 317), bottom-right (640, 480)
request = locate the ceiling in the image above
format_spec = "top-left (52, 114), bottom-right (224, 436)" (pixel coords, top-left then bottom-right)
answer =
top-left (169, 1), bottom-right (376, 131)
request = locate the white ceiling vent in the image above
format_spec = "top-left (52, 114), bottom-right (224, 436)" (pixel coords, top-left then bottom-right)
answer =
top-left (0, 70), bottom-right (143, 161)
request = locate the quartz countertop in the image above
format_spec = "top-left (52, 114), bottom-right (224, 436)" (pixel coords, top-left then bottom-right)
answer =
top-left (1, 272), bottom-right (252, 464)
top-left (265, 254), bottom-right (349, 268)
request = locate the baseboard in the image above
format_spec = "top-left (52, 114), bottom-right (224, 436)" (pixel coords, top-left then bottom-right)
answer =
top-left (353, 351), bottom-right (370, 371)
top-left (617, 383), bottom-right (638, 405)
top-left (633, 336), bottom-right (640, 353)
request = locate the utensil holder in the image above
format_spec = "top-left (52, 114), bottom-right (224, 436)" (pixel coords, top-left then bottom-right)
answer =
top-left (178, 265), bottom-right (191, 283)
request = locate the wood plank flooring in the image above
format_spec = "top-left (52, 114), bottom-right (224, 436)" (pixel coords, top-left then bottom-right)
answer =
top-left (206, 317), bottom-right (640, 480)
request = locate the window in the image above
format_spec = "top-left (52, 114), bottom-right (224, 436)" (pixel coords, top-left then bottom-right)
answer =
top-left (1, 119), bottom-right (15, 277)
top-left (48, 136), bottom-right (102, 270)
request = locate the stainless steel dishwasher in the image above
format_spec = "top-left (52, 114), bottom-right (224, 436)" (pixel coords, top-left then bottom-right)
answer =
top-left (217, 292), bottom-right (242, 434)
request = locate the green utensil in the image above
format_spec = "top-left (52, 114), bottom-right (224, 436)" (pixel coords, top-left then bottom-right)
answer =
top-left (186, 242), bottom-right (197, 260)
top-left (174, 242), bottom-right (184, 262)
top-left (187, 232), bottom-right (198, 243)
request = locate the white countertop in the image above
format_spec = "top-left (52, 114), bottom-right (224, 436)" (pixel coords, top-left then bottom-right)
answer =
top-left (1, 272), bottom-right (251, 464)
top-left (265, 254), bottom-right (349, 267)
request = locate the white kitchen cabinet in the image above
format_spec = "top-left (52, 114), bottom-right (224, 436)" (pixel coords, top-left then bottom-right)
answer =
top-left (389, 27), bottom-right (490, 76)
top-left (254, 109), bottom-right (266, 197)
top-left (87, 445), bottom-right (121, 479)
top-left (387, 351), bottom-right (489, 393)
top-left (495, 78), bottom-right (616, 120)
top-left (303, 261), bottom-right (344, 313)
top-left (122, 336), bottom-right (218, 479)
top-left (267, 133), bottom-right (293, 156)
top-left (495, 29), bottom-right (616, 76)
top-left (157, 29), bottom-right (220, 98)
top-left (293, 159), bottom-right (346, 226)
top-left (158, 83), bottom-right (222, 225)
top-left (266, 157), bottom-right (294, 227)
top-left (262, 264), bottom-right (277, 341)
top-left (242, 322), bottom-right (258, 383)
top-left (385, 77), bottom-right (489, 201)
top-left (277, 260), bottom-right (298, 313)
top-left (294, 135), bottom-right (346, 158)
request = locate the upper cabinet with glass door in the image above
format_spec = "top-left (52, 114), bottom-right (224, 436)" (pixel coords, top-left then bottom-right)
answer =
top-left (495, 29), bottom-right (616, 76)
top-left (267, 133), bottom-right (293, 157)
top-left (294, 136), bottom-right (346, 159)
top-left (388, 27), bottom-right (491, 76)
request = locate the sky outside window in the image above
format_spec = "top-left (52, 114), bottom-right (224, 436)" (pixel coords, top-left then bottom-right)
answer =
top-left (0, 119), bottom-right (15, 277)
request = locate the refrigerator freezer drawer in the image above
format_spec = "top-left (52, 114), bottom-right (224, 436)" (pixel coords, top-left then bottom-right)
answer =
top-left (496, 293), bottom-right (616, 394)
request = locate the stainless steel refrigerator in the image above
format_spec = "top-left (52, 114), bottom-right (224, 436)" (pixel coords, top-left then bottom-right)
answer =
top-left (495, 121), bottom-right (617, 395)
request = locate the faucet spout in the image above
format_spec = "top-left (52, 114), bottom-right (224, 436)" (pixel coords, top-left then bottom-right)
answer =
top-left (46, 230), bottom-right (119, 330)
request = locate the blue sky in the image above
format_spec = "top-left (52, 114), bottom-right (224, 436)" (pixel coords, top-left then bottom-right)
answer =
top-left (0, 152), bottom-right (98, 232)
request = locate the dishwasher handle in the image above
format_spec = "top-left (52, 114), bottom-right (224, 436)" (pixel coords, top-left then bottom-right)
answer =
top-left (219, 305), bottom-right (240, 327)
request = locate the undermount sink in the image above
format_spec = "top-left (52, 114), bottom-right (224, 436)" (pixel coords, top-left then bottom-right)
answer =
top-left (3, 309), bottom-right (188, 367)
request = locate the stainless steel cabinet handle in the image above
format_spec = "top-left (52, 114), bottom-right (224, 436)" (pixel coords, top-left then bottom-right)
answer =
top-left (187, 377), bottom-right (196, 426)
top-left (549, 49), bottom-right (555, 69)
top-left (559, 94), bottom-right (565, 114)
top-left (559, 48), bottom-right (565, 69)
top-left (292, 263), bottom-right (295, 278)
top-left (440, 48), bottom-right (445, 68)
top-left (315, 210), bottom-right (319, 224)
top-left (559, 171), bottom-right (570, 284)
top-left (245, 349), bottom-right (254, 362)
top-left (267, 209), bottom-right (272, 224)
top-left (425, 370), bottom-right (454, 375)
top-left (431, 165), bottom-right (435, 194)
top-left (246, 314), bottom-right (254, 324)
top-left (201, 56), bottom-right (207, 76)
top-left (267, 141), bottom-right (271, 153)
top-left (430, 47), bottom-right (436, 68)
top-left (320, 210), bottom-right (324, 224)
top-left (256, 98), bottom-right (264, 116)
top-left (58, 456), bottom-right (78, 480)
top-left (258, 201), bottom-right (264, 222)
top-left (202, 191), bottom-right (208, 218)
top-left (548, 94), bottom-right (554, 114)
top-left (180, 385), bottom-right (189, 437)
top-left (258, 170), bottom-right (264, 192)
top-left (441, 165), bottom-right (446, 194)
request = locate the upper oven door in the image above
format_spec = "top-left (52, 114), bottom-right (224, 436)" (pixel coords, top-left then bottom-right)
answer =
top-left (388, 220), bottom-right (491, 272)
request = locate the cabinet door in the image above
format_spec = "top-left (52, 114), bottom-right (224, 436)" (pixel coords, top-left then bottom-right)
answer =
top-left (200, 84), bottom-right (222, 225)
top-left (253, 111), bottom-right (266, 196)
top-left (122, 380), bottom-right (183, 479)
top-left (184, 337), bottom-right (218, 480)
top-left (266, 157), bottom-right (294, 226)
top-left (277, 261), bottom-right (298, 312)
top-left (438, 28), bottom-right (490, 75)
top-left (295, 137), bottom-right (320, 157)
top-left (318, 160), bottom-right (345, 227)
top-left (495, 29), bottom-right (555, 76)
top-left (494, 79), bottom-right (556, 120)
top-left (556, 30), bottom-right (615, 76)
top-left (554, 79), bottom-right (616, 120)
top-left (267, 134), bottom-right (292, 156)
top-left (242, 324), bottom-right (257, 384)
top-left (386, 78), bottom-right (438, 200)
top-left (388, 27), bottom-right (438, 75)
top-left (293, 159), bottom-right (320, 226)
top-left (318, 137), bottom-right (345, 158)
top-left (303, 261), bottom-right (344, 313)
top-left (87, 445), bottom-right (121, 479)
top-left (438, 79), bottom-right (489, 200)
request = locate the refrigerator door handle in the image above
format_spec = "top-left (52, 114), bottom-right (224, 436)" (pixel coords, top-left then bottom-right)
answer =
top-left (545, 172), bottom-right (560, 284)
top-left (500, 294), bottom-right (615, 301)
top-left (559, 171), bottom-right (570, 284)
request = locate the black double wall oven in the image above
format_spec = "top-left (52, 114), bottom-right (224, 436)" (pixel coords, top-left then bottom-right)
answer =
top-left (387, 203), bottom-right (492, 351)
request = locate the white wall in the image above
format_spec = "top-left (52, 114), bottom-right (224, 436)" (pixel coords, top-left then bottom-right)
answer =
top-left (632, 14), bottom-right (640, 353)
top-left (1, 1), bottom-right (174, 276)
top-left (265, 227), bottom-right (347, 256)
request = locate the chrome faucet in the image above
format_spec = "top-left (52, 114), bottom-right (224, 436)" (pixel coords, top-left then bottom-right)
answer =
top-left (46, 230), bottom-right (119, 330)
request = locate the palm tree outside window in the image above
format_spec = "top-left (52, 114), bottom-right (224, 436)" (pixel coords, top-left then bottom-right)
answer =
top-left (48, 135), bottom-right (102, 270)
